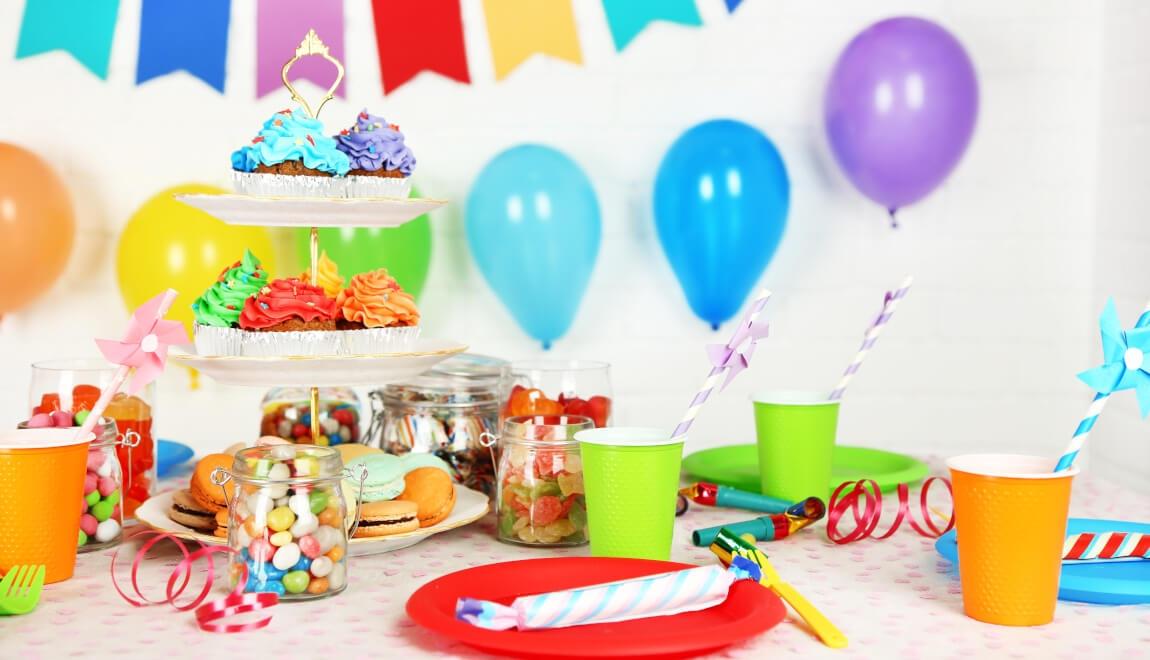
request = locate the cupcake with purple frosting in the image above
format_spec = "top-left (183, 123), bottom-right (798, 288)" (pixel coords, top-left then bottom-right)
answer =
top-left (334, 109), bottom-right (416, 198)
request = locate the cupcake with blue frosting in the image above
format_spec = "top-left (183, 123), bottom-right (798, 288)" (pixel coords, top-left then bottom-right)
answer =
top-left (334, 109), bottom-right (416, 198)
top-left (231, 108), bottom-right (351, 197)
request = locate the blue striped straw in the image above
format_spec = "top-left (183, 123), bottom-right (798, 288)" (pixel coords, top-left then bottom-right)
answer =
top-left (828, 276), bottom-right (914, 401)
top-left (1054, 299), bottom-right (1150, 472)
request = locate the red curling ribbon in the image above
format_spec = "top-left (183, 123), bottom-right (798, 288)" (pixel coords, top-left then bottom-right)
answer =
top-left (111, 531), bottom-right (278, 632)
top-left (826, 477), bottom-right (954, 544)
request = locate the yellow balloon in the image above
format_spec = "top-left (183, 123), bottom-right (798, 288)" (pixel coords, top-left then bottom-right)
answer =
top-left (116, 184), bottom-right (278, 334)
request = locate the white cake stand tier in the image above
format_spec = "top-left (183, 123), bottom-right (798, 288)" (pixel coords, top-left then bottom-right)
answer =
top-left (175, 193), bottom-right (446, 228)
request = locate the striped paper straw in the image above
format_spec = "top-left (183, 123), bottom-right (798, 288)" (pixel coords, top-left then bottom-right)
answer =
top-left (1064, 531), bottom-right (1150, 560)
top-left (828, 276), bottom-right (915, 401)
top-left (671, 289), bottom-right (771, 443)
top-left (1054, 299), bottom-right (1150, 472)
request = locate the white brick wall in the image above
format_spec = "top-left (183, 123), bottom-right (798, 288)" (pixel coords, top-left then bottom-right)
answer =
top-left (2, 1), bottom-right (1141, 488)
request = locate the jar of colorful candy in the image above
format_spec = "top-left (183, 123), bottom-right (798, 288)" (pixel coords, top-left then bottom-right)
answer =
top-left (259, 387), bottom-right (361, 446)
top-left (495, 414), bottom-right (592, 546)
top-left (29, 359), bottom-right (157, 519)
top-left (370, 354), bottom-right (507, 494)
top-left (503, 360), bottom-right (613, 428)
top-left (214, 445), bottom-right (357, 601)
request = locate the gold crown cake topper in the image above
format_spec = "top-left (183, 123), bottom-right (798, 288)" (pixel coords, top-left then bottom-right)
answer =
top-left (281, 29), bottom-right (345, 119)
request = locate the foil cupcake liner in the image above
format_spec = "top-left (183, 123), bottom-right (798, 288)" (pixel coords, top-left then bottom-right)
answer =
top-left (240, 330), bottom-right (344, 357)
top-left (346, 175), bottom-right (412, 199)
top-left (341, 325), bottom-right (421, 355)
top-left (193, 324), bottom-right (243, 357)
top-left (232, 171), bottom-right (349, 198)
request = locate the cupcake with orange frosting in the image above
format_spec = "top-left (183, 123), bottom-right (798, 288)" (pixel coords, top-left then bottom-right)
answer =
top-left (336, 269), bottom-right (421, 353)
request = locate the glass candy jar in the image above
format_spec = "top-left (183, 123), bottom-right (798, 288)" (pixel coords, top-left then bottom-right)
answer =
top-left (214, 445), bottom-right (358, 601)
top-left (495, 415), bottom-right (592, 546)
top-left (260, 387), bottom-right (362, 446)
top-left (370, 354), bottom-right (507, 494)
top-left (503, 360), bottom-right (613, 428)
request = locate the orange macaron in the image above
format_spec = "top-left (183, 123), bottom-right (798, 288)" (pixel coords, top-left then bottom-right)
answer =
top-left (397, 467), bottom-right (455, 527)
top-left (190, 453), bottom-right (234, 513)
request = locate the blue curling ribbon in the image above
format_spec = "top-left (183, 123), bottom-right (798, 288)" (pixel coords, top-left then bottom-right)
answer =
top-left (600, 0), bottom-right (702, 51)
top-left (16, 0), bottom-right (121, 79)
top-left (137, 0), bottom-right (231, 92)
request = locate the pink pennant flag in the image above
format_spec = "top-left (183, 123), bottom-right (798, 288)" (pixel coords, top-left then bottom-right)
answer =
top-left (257, 0), bottom-right (346, 99)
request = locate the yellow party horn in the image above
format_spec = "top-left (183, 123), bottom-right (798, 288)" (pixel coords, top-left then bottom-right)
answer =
top-left (710, 528), bottom-right (848, 649)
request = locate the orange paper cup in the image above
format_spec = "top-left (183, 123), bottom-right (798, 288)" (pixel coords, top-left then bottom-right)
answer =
top-left (947, 454), bottom-right (1077, 626)
top-left (0, 428), bottom-right (92, 583)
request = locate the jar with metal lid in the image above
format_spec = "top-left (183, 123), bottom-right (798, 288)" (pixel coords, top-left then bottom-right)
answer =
top-left (259, 387), bottom-right (361, 445)
top-left (368, 354), bottom-right (507, 494)
top-left (212, 445), bottom-right (362, 601)
top-left (495, 414), bottom-right (592, 546)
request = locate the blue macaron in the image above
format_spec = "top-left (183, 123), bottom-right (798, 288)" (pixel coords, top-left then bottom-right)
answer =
top-left (344, 454), bottom-right (406, 502)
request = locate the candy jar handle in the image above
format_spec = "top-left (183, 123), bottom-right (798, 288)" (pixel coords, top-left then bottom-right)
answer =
top-left (210, 467), bottom-right (238, 508)
top-left (344, 465), bottom-right (368, 539)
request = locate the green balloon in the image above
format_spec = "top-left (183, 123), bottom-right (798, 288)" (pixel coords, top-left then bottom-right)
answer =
top-left (294, 186), bottom-right (432, 301)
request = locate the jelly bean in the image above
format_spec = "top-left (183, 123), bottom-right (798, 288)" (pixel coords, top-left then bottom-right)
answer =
top-left (309, 556), bottom-right (333, 578)
top-left (235, 525), bottom-right (253, 550)
top-left (272, 542), bottom-right (301, 571)
top-left (86, 451), bottom-right (104, 473)
top-left (306, 577), bottom-right (330, 595)
top-left (298, 535), bottom-right (322, 559)
top-left (105, 489), bottom-right (121, 507)
top-left (325, 544), bottom-right (345, 563)
top-left (269, 531), bottom-right (293, 547)
top-left (270, 444), bottom-right (296, 461)
top-left (85, 490), bottom-right (100, 507)
top-left (283, 570), bottom-right (310, 594)
top-left (294, 456), bottom-right (318, 477)
top-left (249, 538), bottom-right (274, 563)
top-left (260, 580), bottom-right (286, 597)
top-left (96, 458), bottom-right (113, 478)
top-left (274, 496), bottom-right (289, 508)
top-left (288, 493), bottom-right (311, 517)
top-left (78, 529), bottom-right (88, 546)
top-left (267, 506), bottom-right (295, 532)
top-left (79, 514), bottom-right (98, 536)
top-left (317, 507), bottom-right (340, 527)
top-left (308, 490), bottom-right (329, 515)
top-left (83, 473), bottom-right (98, 494)
top-left (244, 575), bottom-right (262, 593)
top-left (321, 418), bottom-right (339, 435)
top-left (74, 409), bottom-right (90, 426)
top-left (246, 492), bottom-right (274, 515)
top-left (290, 514), bottom-right (318, 538)
top-left (250, 561), bottom-right (286, 582)
top-left (291, 423), bottom-right (309, 438)
top-left (91, 500), bottom-right (114, 522)
top-left (95, 518), bottom-right (120, 542)
top-left (27, 413), bottom-right (53, 428)
top-left (265, 464), bottom-right (291, 498)
top-left (292, 555), bottom-right (312, 572)
top-left (243, 516), bottom-right (266, 538)
top-left (240, 547), bottom-right (250, 562)
top-left (97, 476), bottom-right (117, 497)
top-left (328, 562), bottom-right (347, 590)
top-left (314, 525), bottom-right (340, 554)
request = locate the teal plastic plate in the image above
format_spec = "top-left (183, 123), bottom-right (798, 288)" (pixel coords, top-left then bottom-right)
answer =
top-left (682, 444), bottom-right (929, 493)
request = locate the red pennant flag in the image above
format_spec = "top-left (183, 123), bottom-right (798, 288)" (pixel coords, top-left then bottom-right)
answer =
top-left (371, 0), bottom-right (470, 94)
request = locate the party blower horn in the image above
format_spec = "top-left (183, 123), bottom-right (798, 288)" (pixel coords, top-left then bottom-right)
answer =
top-left (1054, 297), bottom-right (1150, 472)
top-left (74, 289), bottom-right (188, 443)
top-left (828, 276), bottom-right (913, 401)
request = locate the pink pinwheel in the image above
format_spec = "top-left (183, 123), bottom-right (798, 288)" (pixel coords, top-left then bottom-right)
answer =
top-left (75, 289), bottom-right (187, 441)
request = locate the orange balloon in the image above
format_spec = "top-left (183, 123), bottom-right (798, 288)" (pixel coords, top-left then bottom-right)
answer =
top-left (0, 144), bottom-right (75, 315)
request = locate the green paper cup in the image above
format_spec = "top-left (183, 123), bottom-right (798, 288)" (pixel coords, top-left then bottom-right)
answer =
top-left (752, 391), bottom-right (840, 502)
top-left (575, 427), bottom-right (683, 560)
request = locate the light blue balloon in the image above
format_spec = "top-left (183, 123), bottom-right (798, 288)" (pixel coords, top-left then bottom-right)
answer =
top-left (654, 120), bottom-right (789, 328)
top-left (466, 145), bottom-right (601, 348)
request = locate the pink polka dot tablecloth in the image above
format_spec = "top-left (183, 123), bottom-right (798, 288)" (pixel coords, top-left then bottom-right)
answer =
top-left (3, 458), bottom-right (1150, 659)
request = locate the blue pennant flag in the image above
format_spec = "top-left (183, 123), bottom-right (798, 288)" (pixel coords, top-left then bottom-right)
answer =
top-left (137, 0), bottom-right (231, 92)
top-left (600, 0), bottom-right (702, 51)
top-left (725, 0), bottom-right (745, 12)
top-left (16, 0), bottom-right (121, 79)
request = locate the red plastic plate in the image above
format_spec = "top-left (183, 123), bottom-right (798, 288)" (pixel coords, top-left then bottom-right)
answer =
top-left (406, 557), bottom-right (787, 659)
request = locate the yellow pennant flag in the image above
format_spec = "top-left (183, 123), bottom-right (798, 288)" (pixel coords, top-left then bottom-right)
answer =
top-left (482, 0), bottom-right (582, 80)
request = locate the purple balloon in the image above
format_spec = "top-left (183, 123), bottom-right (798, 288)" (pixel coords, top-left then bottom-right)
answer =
top-left (825, 17), bottom-right (978, 213)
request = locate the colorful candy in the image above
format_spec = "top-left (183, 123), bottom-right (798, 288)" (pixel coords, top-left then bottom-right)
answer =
top-left (259, 389), bottom-right (361, 446)
top-left (503, 386), bottom-right (611, 428)
top-left (497, 442), bottom-right (587, 546)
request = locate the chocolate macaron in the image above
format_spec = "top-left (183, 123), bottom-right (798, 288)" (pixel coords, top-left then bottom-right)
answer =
top-left (168, 489), bottom-right (218, 533)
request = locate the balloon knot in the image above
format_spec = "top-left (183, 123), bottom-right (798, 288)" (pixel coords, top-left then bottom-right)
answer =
top-left (542, 340), bottom-right (552, 351)
top-left (711, 322), bottom-right (720, 331)
top-left (887, 208), bottom-right (900, 229)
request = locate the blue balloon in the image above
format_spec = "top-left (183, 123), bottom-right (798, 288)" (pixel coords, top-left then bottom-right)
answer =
top-left (654, 120), bottom-right (790, 328)
top-left (467, 145), bottom-right (601, 348)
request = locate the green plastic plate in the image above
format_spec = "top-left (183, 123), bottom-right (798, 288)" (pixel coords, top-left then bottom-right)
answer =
top-left (681, 444), bottom-right (929, 494)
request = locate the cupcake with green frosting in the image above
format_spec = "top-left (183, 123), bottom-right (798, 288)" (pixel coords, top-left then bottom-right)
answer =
top-left (192, 249), bottom-right (269, 355)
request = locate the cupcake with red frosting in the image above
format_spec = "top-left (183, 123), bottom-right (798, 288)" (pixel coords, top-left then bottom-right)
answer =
top-left (237, 278), bottom-right (341, 355)
top-left (335, 269), bottom-right (421, 353)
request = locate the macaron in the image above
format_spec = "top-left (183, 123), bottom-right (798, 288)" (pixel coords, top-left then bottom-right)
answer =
top-left (336, 442), bottom-right (382, 465)
top-left (399, 452), bottom-right (453, 476)
top-left (397, 467), bottom-right (456, 528)
top-left (190, 453), bottom-right (234, 512)
top-left (213, 509), bottom-right (230, 538)
top-left (353, 500), bottom-right (419, 537)
top-left (344, 454), bottom-right (405, 503)
top-left (168, 489), bottom-right (218, 532)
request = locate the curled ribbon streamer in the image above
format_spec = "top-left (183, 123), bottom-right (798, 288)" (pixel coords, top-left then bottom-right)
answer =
top-left (111, 531), bottom-right (277, 632)
top-left (826, 478), bottom-right (954, 544)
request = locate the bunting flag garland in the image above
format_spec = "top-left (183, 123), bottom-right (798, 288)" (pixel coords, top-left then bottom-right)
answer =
top-left (137, 0), bottom-right (231, 92)
top-left (15, 0), bottom-right (120, 79)
top-left (256, 0), bottom-right (346, 99)
top-left (371, 0), bottom-right (470, 94)
top-left (482, 0), bottom-right (582, 81)
top-left (725, 0), bottom-right (746, 12)
top-left (600, 0), bottom-right (702, 52)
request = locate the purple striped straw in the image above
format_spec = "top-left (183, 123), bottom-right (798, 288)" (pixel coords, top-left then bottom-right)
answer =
top-left (671, 289), bottom-right (771, 443)
top-left (828, 276), bottom-right (914, 401)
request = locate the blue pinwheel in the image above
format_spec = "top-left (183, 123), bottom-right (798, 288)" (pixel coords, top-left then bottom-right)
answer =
top-left (1077, 298), bottom-right (1150, 417)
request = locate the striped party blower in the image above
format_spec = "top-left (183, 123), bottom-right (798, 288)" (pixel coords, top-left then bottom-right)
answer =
top-left (1054, 298), bottom-right (1150, 472)
top-left (670, 289), bottom-right (771, 443)
top-left (828, 276), bottom-right (914, 401)
top-left (1063, 532), bottom-right (1150, 561)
